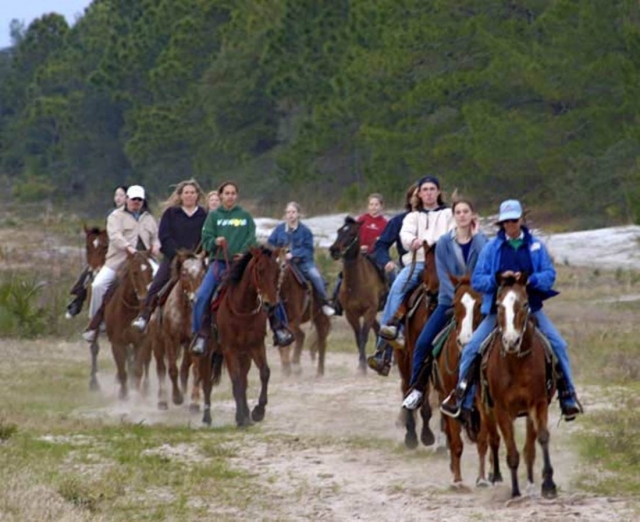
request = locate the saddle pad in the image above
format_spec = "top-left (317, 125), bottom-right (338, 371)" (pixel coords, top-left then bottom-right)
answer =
top-left (431, 320), bottom-right (456, 359)
top-left (210, 287), bottom-right (228, 312)
top-left (287, 261), bottom-right (307, 287)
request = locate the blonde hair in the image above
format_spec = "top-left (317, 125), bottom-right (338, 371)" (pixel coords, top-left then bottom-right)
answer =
top-left (162, 179), bottom-right (204, 210)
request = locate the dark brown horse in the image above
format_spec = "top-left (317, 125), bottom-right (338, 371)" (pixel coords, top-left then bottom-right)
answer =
top-left (433, 274), bottom-right (502, 486)
top-left (329, 217), bottom-right (387, 372)
top-left (481, 274), bottom-right (556, 498)
top-left (398, 243), bottom-right (439, 449)
top-left (67, 225), bottom-right (109, 390)
top-left (103, 251), bottom-right (155, 399)
top-left (147, 251), bottom-right (206, 411)
top-left (276, 258), bottom-right (331, 377)
top-left (199, 246), bottom-right (281, 427)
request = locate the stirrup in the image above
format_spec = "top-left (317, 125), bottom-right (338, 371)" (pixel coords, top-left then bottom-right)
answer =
top-left (439, 391), bottom-right (461, 418)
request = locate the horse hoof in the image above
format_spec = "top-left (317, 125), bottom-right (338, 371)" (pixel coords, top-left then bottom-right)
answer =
top-left (158, 401), bottom-right (168, 411)
top-left (541, 481), bottom-right (557, 499)
top-left (202, 410), bottom-right (212, 426)
top-left (292, 364), bottom-right (302, 376)
top-left (118, 390), bottom-right (128, 401)
top-left (421, 427), bottom-right (435, 447)
top-left (89, 379), bottom-right (100, 392)
top-left (251, 407), bottom-right (265, 423)
top-left (173, 393), bottom-right (184, 406)
top-left (282, 365), bottom-right (292, 377)
top-left (237, 417), bottom-right (253, 428)
top-left (404, 432), bottom-right (419, 450)
top-left (476, 478), bottom-right (491, 488)
top-left (489, 472), bottom-right (503, 484)
top-left (189, 403), bottom-right (200, 414)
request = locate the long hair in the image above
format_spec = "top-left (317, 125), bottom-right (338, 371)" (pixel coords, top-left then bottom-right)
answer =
top-left (411, 179), bottom-right (446, 210)
top-left (162, 179), bottom-right (205, 210)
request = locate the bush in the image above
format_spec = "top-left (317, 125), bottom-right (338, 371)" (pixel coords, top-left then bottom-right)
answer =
top-left (0, 276), bottom-right (47, 338)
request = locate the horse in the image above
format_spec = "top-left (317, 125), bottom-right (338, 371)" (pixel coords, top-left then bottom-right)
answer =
top-left (397, 243), bottom-right (440, 449)
top-left (67, 225), bottom-right (109, 390)
top-left (328, 217), bottom-right (387, 372)
top-left (481, 274), bottom-right (556, 498)
top-left (103, 251), bottom-right (155, 400)
top-left (198, 246), bottom-right (281, 427)
top-left (276, 258), bottom-right (331, 377)
top-left (432, 274), bottom-right (502, 486)
top-left (146, 250), bottom-right (206, 411)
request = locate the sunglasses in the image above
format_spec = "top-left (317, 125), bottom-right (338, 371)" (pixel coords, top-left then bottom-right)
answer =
top-left (130, 197), bottom-right (143, 202)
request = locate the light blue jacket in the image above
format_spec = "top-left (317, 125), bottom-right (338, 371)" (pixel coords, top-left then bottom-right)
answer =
top-left (472, 227), bottom-right (558, 315)
top-left (436, 231), bottom-right (488, 307)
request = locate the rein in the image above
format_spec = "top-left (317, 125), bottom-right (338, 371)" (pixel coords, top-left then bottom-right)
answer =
top-left (498, 303), bottom-right (532, 358)
top-left (226, 254), bottom-right (265, 317)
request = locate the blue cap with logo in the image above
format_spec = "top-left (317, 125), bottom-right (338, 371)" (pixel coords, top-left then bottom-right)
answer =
top-left (497, 199), bottom-right (523, 222)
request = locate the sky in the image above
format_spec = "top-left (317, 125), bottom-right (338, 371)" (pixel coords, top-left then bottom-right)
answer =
top-left (0, 0), bottom-right (92, 48)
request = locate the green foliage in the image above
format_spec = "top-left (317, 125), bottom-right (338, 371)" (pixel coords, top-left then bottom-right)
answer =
top-left (0, 276), bottom-right (47, 337)
top-left (1, 1), bottom-right (640, 223)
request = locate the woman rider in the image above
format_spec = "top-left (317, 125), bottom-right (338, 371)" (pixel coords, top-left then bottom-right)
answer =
top-left (190, 181), bottom-right (294, 354)
top-left (268, 202), bottom-right (335, 317)
top-left (368, 175), bottom-right (454, 374)
top-left (440, 199), bottom-right (582, 422)
top-left (131, 179), bottom-right (208, 331)
top-left (402, 196), bottom-right (487, 411)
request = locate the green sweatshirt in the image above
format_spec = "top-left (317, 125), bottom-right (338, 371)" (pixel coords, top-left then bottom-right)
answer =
top-left (201, 205), bottom-right (257, 259)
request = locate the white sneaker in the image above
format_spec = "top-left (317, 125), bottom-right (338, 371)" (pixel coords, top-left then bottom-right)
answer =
top-left (322, 304), bottom-right (335, 316)
top-left (402, 389), bottom-right (424, 410)
top-left (131, 316), bottom-right (147, 331)
top-left (379, 325), bottom-right (398, 340)
top-left (82, 329), bottom-right (97, 343)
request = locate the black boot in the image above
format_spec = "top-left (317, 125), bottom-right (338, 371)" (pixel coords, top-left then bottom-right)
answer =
top-left (555, 363), bottom-right (582, 421)
top-left (268, 307), bottom-right (295, 347)
top-left (440, 354), bottom-right (481, 418)
top-left (331, 275), bottom-right (343, 316)
top-left (367, 343), bottom-right (393, 376)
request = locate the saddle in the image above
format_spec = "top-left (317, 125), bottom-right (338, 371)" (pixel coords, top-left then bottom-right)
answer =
top-left (404, 283), bottom-right (437, 321)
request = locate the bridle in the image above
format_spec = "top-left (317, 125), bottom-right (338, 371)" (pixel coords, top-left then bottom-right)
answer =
top-left (497, 286), bottom-right (532, 358)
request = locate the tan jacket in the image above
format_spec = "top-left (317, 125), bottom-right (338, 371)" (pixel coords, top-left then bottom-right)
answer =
top-left (399, 208), bottom-right (454, 265)
top-left (105, 207), bottom-right (160, 269)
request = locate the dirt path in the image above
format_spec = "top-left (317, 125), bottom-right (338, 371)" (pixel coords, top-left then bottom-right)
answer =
top-left (77, 345), bottom-right (637, 522)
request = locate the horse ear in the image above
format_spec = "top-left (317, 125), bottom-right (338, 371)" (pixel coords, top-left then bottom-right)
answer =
top-left (83, 223), bottom-right (89, 233)
top-left (517, 272), bottom-right (529, 285)
top-left (249, 246), bottom-right (261, 257)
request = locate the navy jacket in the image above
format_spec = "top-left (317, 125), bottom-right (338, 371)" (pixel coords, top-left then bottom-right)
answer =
top-left (268, 222), bottom-right (315, 263)
top-left (158, 206), bottom-right (207, 259)
top-left (372, 211), bottom-right (409, 268)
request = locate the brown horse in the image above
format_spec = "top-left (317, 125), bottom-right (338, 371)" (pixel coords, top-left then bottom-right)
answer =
top-left (147, 251), bottom-right (206, 411)
top-left (433, 274), bottom-right (502, 486)
top-left (481, 274), bottom-right (556, 498)
top-left (329, 217), bottom-right (387, 372)
top-left (398, 243), bottom-right (439, 449)
top-left (276, 259), bottom-right (331, 377)
top-left (199, 246), bottom-right (281, 427)
top-left (103, 251), bottom-right (155, 399)
top-left (67, 225), bottom-right (109, 390)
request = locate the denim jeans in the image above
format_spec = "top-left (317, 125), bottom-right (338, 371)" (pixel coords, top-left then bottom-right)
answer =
top-left (410, 304), bottom-right (451, 386)
top-left (381, 262), bottom-right (424, 326)
top-left (296, 260), bottom-right (328, 300)
top-left (192, 260), bottom-right (228, 334)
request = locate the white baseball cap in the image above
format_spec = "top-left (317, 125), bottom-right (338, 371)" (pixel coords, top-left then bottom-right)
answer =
top-left (126, 185), bottom-right (145, 200)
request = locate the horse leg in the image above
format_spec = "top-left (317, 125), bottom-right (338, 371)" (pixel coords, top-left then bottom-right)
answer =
top-left (111, 342), bottom-right (128, 400)
top-left (345, 311), bottom-right (365, 372)
top-left (315, 316), bottom-right (330, 377)
top-left (447, 417), bottom-right (464, 486)
top-left (537, 403), bottom-right (557, 499)
top-left (360, 310), bottom-right (378, 372)
top-left (524, 415), bottom-right (538, 496)
top-left (89, 339), bottom-right (100, 391)
top-left (279, 345), bottom-right (292, 376)
top-left (251, 344), bottom-right (270, 423)
top-left (168, 341), bottom-right (184, 406)
top-left (496, 408), bottom-right (520, 497)
top-left (291, 325), bottom-right (305, 375)
top-left (404, 409), bottom-right (418, 450)
top-left (199, 349), bottom-right (213, 426)
top-left (154, 339), bottom-right (168, 410)
top-left (476, 414), bottom-right (490, 487)
top-left (419, 385), bottom-right (435, 447)
top-left (230, 352), bottom-right (252, 428)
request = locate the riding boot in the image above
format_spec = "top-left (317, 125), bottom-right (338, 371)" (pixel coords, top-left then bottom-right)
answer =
top-left (402, 356), bottom-right (433, 409)
top-left (268, 304), bottom-right (294, 347)
top-left (331, 274), bottom-right (343, 316)
top-left (555, 363), bottom-right (582, 421)
top-left (367, 339), bottom-right (393, 376)
top-left (440, 354), bottom-right (481, 418)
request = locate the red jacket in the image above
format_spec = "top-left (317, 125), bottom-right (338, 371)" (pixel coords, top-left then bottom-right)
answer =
top-left (357, 214), bottom-right (388, 253)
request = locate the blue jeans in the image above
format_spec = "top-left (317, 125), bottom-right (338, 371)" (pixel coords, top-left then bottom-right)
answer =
top-left (457, 310), bottom-right (576, 409)
top-left (296, 260), bottom-right (328, 300)
top-left (410, 304), bottom-right (451, 386)
top-left (381, 262), bottom-right (424, 326)
top-left (192, 260), bottom-right (228, 334)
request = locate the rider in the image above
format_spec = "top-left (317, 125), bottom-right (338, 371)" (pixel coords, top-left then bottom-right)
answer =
top-left (402, 196), bottom-right (487, 412)
top-left (82, 185), bottom-right (161, 342)
top-left (268, 202), bottom-right (335, 317)
top-left (367, 175), bottom-right (454, 374)
top-left (190, 181), bottom-right (294, 355)
top-left (440, 199), bottom-right (582, 422)
top-left (207, 190), bottom-right (221, 212)
top-left (131, 179), bottom-right (208, 331)
top-left (330, 193), bottom-right (387, 315)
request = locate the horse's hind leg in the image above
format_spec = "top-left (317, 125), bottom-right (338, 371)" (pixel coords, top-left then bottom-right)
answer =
top-left (536, 404), bottom-right (557, 498)
top-left (314, 315), bottom-right (330, 377)
top-left (419, 386), bottom-right (435, 447)
top-left (168, 342), bottom-right (184, 406)
top-left (523, 415), bottom-right (538, 496)
top-left (251, 345), bottom-right (270, 423)
top-left (291, 325), bottom-right (305, 374)
top-left (446, 417), bottom-right (464, 485)
top-left (111, 342), bottom-right (128, 400)
top-left (154, 341), bottom-right (168, 410)
top-left (89, 339), bottom-right (100, 391)
top-left (199, 349), bottom-right (213, 426)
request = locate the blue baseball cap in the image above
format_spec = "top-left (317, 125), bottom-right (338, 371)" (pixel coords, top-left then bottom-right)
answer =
top-left (497, 199), bottom-right (523, 222)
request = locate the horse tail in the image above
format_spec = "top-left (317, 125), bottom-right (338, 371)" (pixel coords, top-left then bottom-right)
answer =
top-left (211, 350), bottom-right (225, 386)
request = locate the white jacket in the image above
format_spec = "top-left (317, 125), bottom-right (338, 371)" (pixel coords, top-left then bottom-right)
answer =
top-left (399, 207), bottom-right (454, 265)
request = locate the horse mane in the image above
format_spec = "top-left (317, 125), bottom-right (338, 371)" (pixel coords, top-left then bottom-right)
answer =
top-left (171, 249), bottom-right (197, 279)
top-left (86, 226), bottom-right (104, 235)
top-left (344, 216), bottom-right (357, 225)
top-left (227, 246), bottom-right (274, 286)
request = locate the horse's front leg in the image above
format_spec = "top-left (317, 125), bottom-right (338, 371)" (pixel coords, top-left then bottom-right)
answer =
top-left (199, 346), bottom-right (214, 426)
top-left (359, 309), bottom-right (378, 372)
top-left (419, 386), bottom-right (435, 447)
top-left (251, 343), bottom-right (270, 423)
top-left (524, 415), bottom-right (538, 496)
top-left (168, 339), bottom-right (184, 406)
top-left (536, 403), bottom-right (556, 498)
top-left (496, 407), bottom-right (520, 497)
top-left (291, 324), bottom-right (305, 374)
top-left (445, 416), bottom-right (465, 485)
top-left (154, 339), bottom-right (168, 410)
top-left (89, 339), bottom-right (100, 391)
top-left (344, 311), bottom-right (365, 372)
top-left (111, 342), bottom-right (128, 400)
top-left (231, 352), bottom-right (252, 427)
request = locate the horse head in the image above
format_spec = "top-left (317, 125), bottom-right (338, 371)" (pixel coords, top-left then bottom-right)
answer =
top-left (329, 216), bottom-right (361, 260)
top-left (125, 251), bottom-right (155, 302)
top-left (83, 224), bottom-right (108, 273)
top-left (239, 246), bottom-right (280, 310)
top-left (496, 273), bottom-right (530, 354)
top-left (422, 242), bottom-right (439, 296)
top-left (449, 273), bottom-right (481, 349)
top-left (172, 250), bottom-right (206, 302)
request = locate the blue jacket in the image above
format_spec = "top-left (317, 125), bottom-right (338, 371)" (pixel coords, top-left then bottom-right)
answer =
top-left (436, 231), bottom-right (488, 307)
top-left (372, 211), bottom-right (409, 268)
top-left (268, 222), bottom-right (315, 263)
top-left (472, 227), bottom-right (558, 315)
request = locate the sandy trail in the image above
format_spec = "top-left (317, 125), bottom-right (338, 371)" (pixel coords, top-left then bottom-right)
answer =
top-left (76, 342), bottom-right (637, 522)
